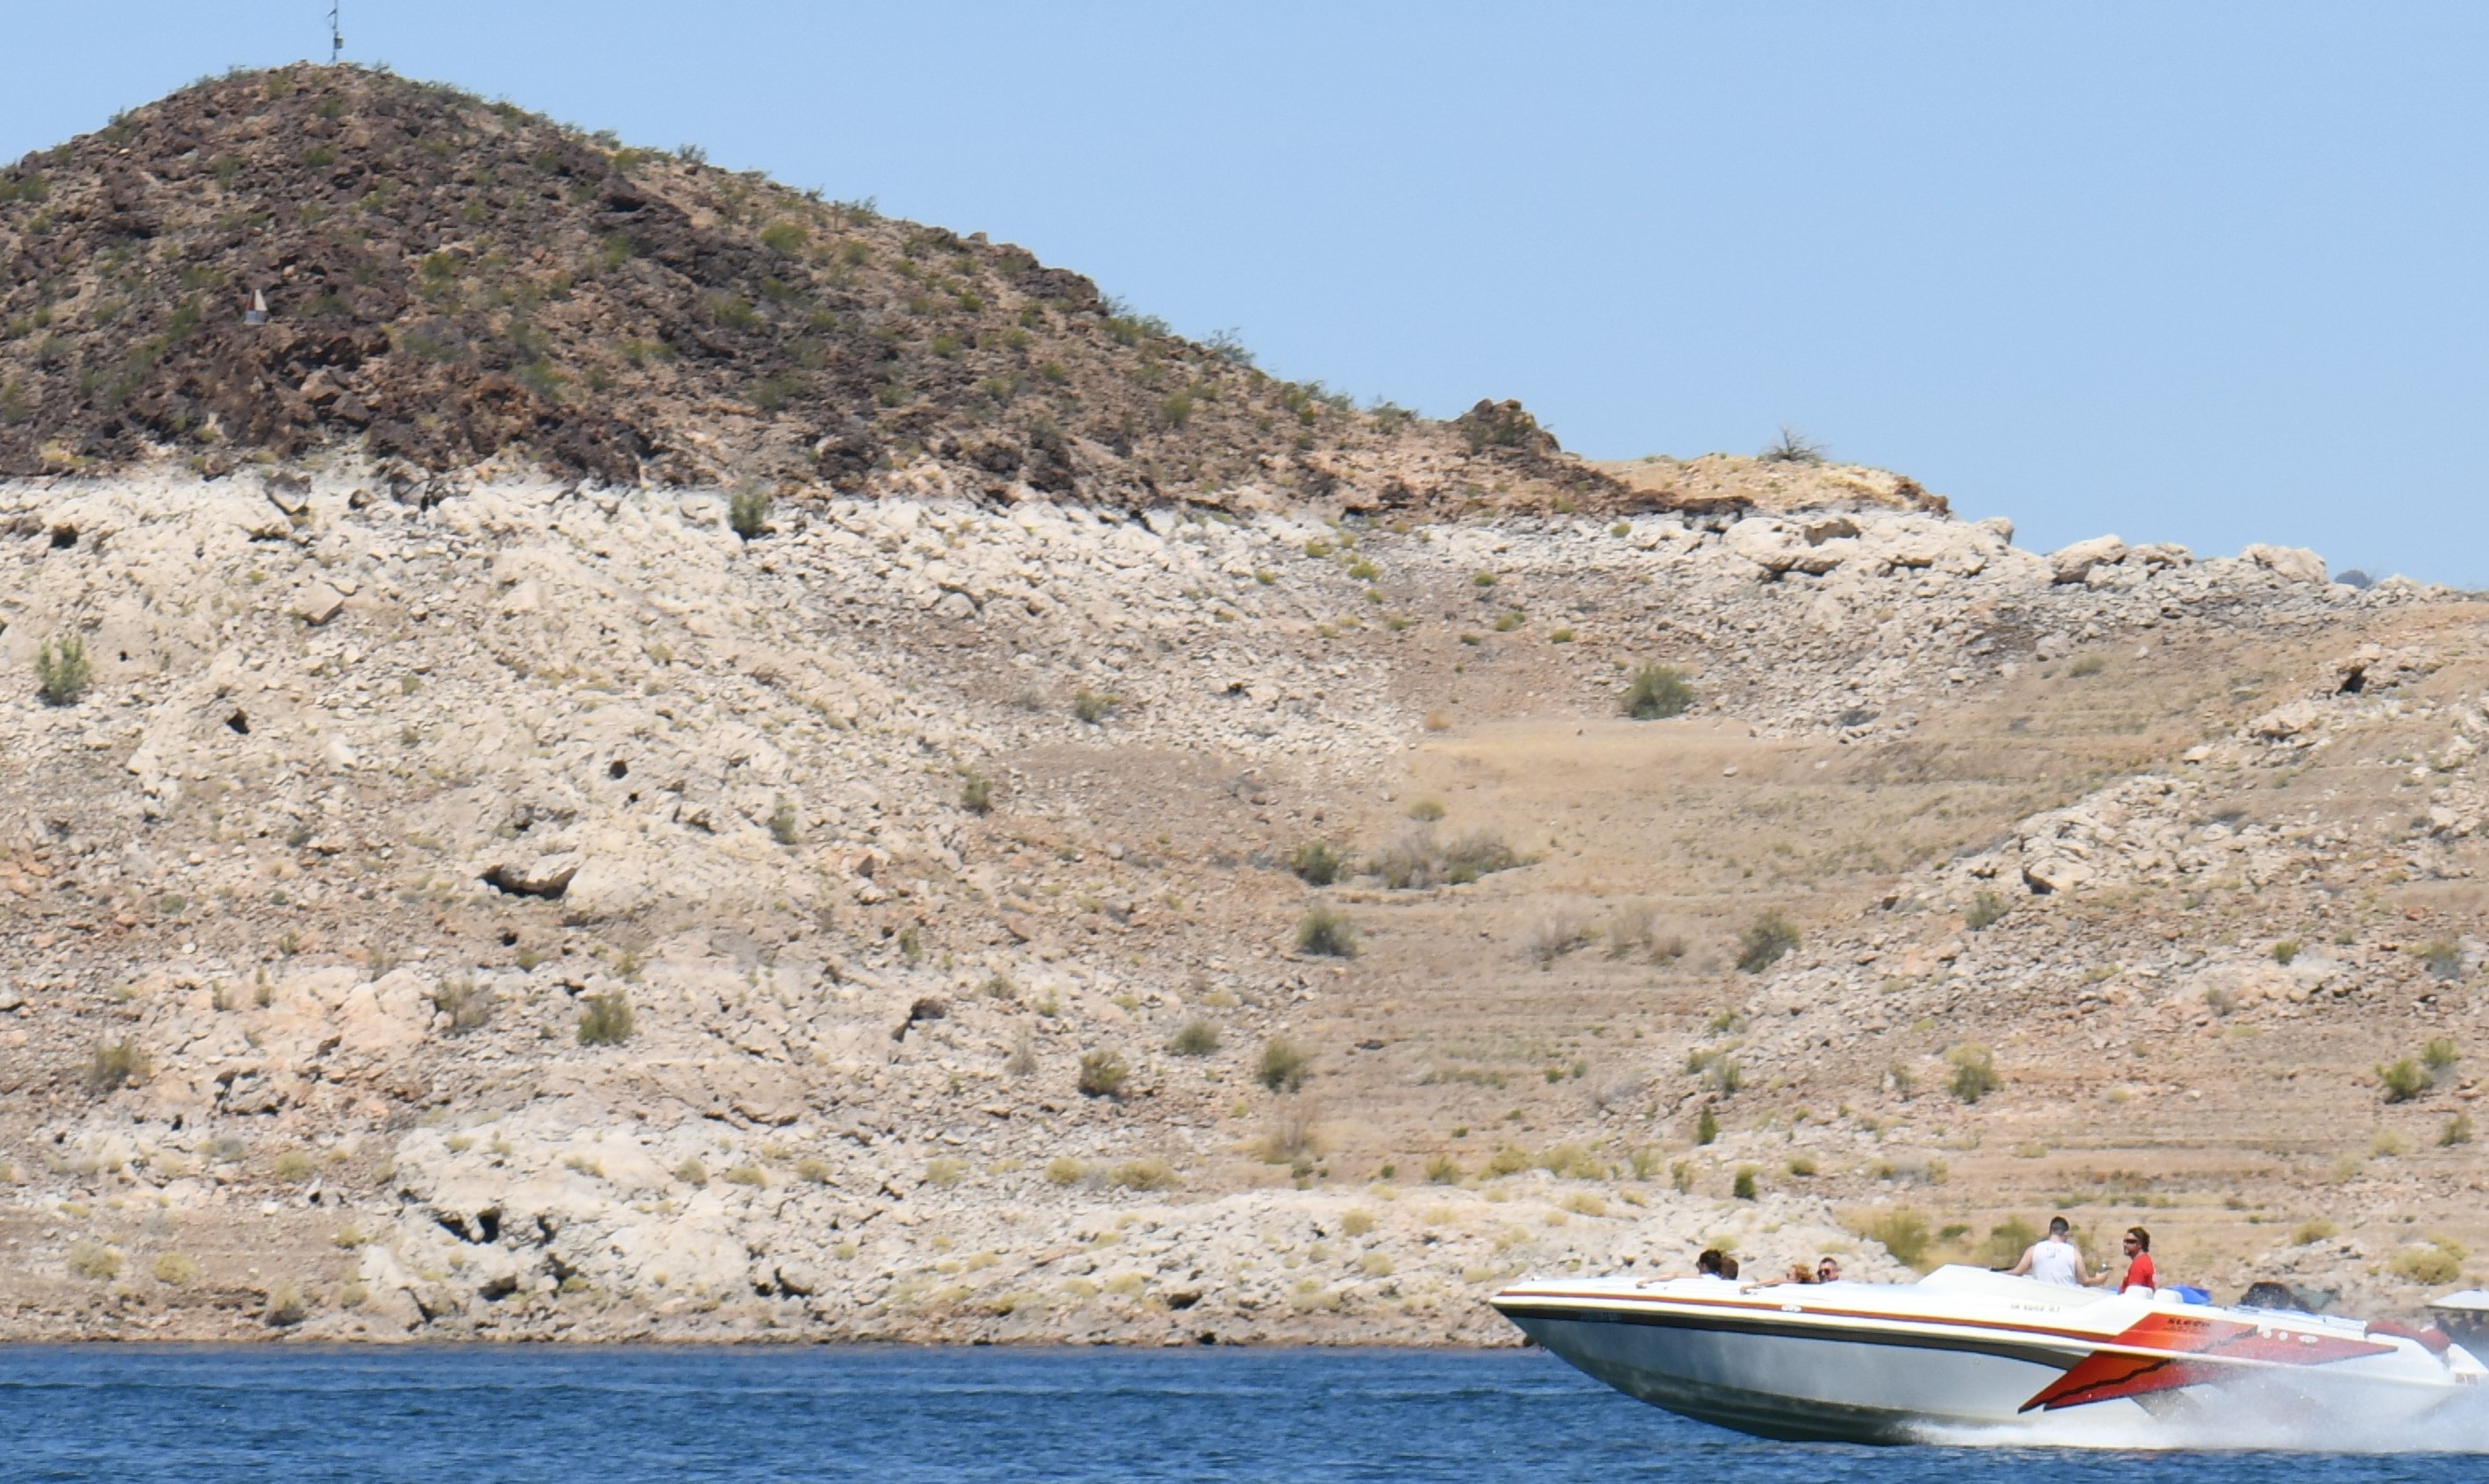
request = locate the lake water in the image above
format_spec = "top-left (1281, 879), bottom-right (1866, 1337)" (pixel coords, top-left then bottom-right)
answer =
top-left (0, 1345), bottom-right (2478, 1481)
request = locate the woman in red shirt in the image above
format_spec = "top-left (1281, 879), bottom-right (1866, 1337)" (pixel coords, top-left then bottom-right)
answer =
top-left (2117, 1226), bottom-right (2157, 1294)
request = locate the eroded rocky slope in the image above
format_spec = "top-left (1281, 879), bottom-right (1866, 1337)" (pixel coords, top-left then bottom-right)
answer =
top-left (3, 444), bottom-right (2474, 1342)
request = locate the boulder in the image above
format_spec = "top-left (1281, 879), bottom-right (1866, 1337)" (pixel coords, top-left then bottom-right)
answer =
top-left (2241, 544), bottom-right (2327, 584)
top-left (2047, 535), bottom-right (2126, 584)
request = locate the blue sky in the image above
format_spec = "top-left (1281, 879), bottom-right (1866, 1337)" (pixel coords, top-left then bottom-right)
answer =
top-left (5, 4), bottom-right (2483, 582)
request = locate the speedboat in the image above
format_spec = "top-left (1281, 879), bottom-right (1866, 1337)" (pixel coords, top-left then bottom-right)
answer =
top-left (1492, 1265), bottom-right (2485, 1444)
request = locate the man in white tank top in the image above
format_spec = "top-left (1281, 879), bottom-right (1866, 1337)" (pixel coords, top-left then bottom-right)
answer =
top-left (2005, 1216), bottom-right (2098, 1286)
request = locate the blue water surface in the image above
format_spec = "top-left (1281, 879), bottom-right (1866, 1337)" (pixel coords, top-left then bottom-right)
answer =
top-left (0, 1345), bottom-right (2465, 1482)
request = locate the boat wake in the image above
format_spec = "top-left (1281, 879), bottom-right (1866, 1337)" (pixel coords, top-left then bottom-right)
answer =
top-left (1908, 1373), bottom-right (2489, 1452)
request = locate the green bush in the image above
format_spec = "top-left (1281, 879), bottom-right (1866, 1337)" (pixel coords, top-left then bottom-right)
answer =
top-left (1258, 1037), bottom-right (1311, 1093)
top-left (2442, 1113), bottom-right (2474, 1148)
top-left (2272, 940), bottom-right (2300, 965)
top-left (153, 1252), bottom-right (202, 1285)
top-left (1947, 1044), bottom-right (2000, 1103)
top-left (1737, 911), bottom-right (1799, 974)
top-left (1169, 1019), bottom-right (1221, 1057)
top-left (1072, 688), bottom-right (1117, 724)
top-left (1849, 1208), bottom-right (1932, 1268)
top-left (1297, 906), bottom-right (1359, 958)
top-left (1965, 890), bottom-right (2008, 932)
top-left (960, 774), bottom-right (993, 815)
top-left (1426, 1154), bottom-right (1461, 1184)
top-left (67, 1241), bottom-right (121, 1281)
top-left (1289, 840), bottom-right (1344, 886)
top-left (1979, 1216), bottom-right (2041, 1269)
top-left (577, 992), bottom-right (635, 1045)
top-left (264, 1283), bottom-right (309, 1326)
top-left (1621, 663), bottom-right (1694, 720)
top-left (1695, 1105), bottom-right (1719, 1145)
top-left (2391, 1241), bottom-right (2465, 1287)
top-left (1076, 1049), bottom-right (1129, 1099)
top-left (36, 634), bottom-right (91, 706)
top-left (2423, 1037), bottom-right (2461, 1075)
top-left (729, 487), bottom-right (773, 540)
top-left (1732, 1166), bottom-right (1758, 1200)
top-left (1108, 1158), bottom-right (1179, 1191)
top-left (2379, 1058), bottom-right (2430, 1102)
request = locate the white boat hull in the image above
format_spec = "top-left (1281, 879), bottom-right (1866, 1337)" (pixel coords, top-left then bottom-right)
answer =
top-left (1507, 1308), bottom-right (2078, 1442)
top-left (1494, 1266), bottom-right (2482, 1445)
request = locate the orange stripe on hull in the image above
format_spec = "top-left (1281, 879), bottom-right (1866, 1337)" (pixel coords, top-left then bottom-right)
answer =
top-left (2021, 1311), bottom-right (2394, 1412)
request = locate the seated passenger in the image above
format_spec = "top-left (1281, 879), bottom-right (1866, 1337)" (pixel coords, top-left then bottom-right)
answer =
top-left (1694, 1248), bottom-right (1728, 1280)
top-left (2115, 1226), bottom-right (2157, 1295)
top-left (1815, 1256), bottom-right (1842, 1283)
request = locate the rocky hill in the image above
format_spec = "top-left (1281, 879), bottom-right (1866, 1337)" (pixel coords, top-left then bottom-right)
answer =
top-left (0, 64), bottom-right (1615, 517)
top-left (2, 67), bottom-right (2484, 1346)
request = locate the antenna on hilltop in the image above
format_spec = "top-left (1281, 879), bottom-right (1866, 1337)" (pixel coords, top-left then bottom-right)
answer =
top-left (329, 3), bottom-right (344, 63)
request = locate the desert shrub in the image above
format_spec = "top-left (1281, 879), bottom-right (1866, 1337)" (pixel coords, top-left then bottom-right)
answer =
top-left (1258, 1037), bottom-right (1311, 1093)
top-left (66, 1241), bottom-right (121, 1281)
top-left (924, 1157), bottom-right (966, 1188)
top-left (1169, 1019), bottom-right (1221, 1057)
top-left (767, 798), bottom-right (802, 845)
top-left (1297, 906), bottom-right (1359, 958)
top-left (271, 1150), bottom-right (315, 1182)
top-left (431, 977), bottom-right (492, 1032)
top-left (1439, 831), bottom-right (1522, 884)
top-left (2067, 653), bottom-right (2106, 677)
top-left (1848, 1208), bottom-right (1932, 1268)
top-left (2419, 942), bottom-right (2464, 981)
top-left (1006, 1022), bottom-right (1038, 1077)
top-left (87, 1039), bottom-right (150, 1095)
top-left (1979, 1217), bottom-right (2043, 1269)
top-left (36, 634), bottom-right (92, 705)
top-left (724, 1165), bottom-right (767, 1187)
top-left (2379, 1058), bottom-right (2430, 1103)
top-left (1108, 1158), bottom-right (1179, 1192)
top-left (1731, 1167), bottom-right (1758, 1200)
top-left (2424, 1037), bottom-right (2462, 1076)
top-left (1077, 1049), bottom-right (1130, 1099)
top-left (1759, 425), bottom-right (1826, 464)
top-left (1425, 1154), bottom-right (1461, 1184)
top-left (960, 774), bottom-right (993, 814)
top-left (1946, 1044), bottom-right (2000, 1103)
top-left (759, 218), bottom-right (808, 253)
top-left (1045, 1157), bottom-right (1085, 1187)
top-left (1621, 663), bottom-right (1694, 720)
top-left (153, 1252), bottom-right (202, 1286)
top-left (674, 1158), bottom-right (709, 1187)
top-left (1484, 1145), bottom-right (1535, 1178)
top-left (1071, 688), bottom-right (1118, 724)
top-left (577, 992), bottom-right (635, 1045)
top-left (2291, 1217), bottom-right (2337, 1245)
top-left (1736, 911), bottom-right (1799, 974)
top-left (1695, 1105), bottom-right (1720, 1145)
top-left (1290, 840), bottom-right (1344, 886)
top-left (1965, 890), bottom-right (2008, 932)
top-left (1338, 1209), bottom-right (1376, 1238)
top-left (795, 1157), bottom-right (834, 1184)
top-left (2272, 940), bottom-right (2300, 965)
top-left (1787, 1155), bottom-right (1818, 1177)
top-left (728, 486), bottom-right (772, 540)
top-left (1524, 914), bottom-right (1587, 968)
top-left (1258, 1102), bottom-right (1320, 1163)
top-left (2391, 1241), bottom-right (2466, 1287)
top-left (264, 1283), bottom-right (308, 1326)
top-left (2442, 1114), bottom-right (2475, 1148)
